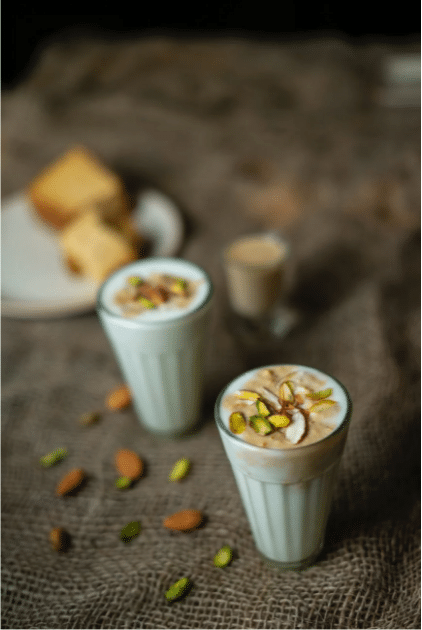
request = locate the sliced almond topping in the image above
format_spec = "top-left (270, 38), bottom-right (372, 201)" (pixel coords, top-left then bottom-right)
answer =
top-left (284, 410), bottom-right (307, 444)
top-left (261, 387), bottom-right (282, 411)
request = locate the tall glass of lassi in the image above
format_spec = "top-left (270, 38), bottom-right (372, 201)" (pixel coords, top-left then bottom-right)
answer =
top-left (215, 364), bottom-right (352, 569)
top-left (97, 257), bottom-right (213, 436)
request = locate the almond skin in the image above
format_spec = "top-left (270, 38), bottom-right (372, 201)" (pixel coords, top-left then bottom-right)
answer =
top-left (115, 449), bottom-right (143, 480)
top-left (106, 385), bottom-right (132, 411)
top-left (163, 509), bottom-right (203, 532)
top-left (49, 527), bottom-right (69, 551)
top-left (56, 468), bottom-right (85, 496)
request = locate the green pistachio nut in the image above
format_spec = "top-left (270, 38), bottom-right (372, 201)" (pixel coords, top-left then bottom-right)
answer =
top-left (250, 415), bottom-right (273, 435)
top-left (39, 447), bottom-right (68, 467)
top-left (120, 521), bottom-right (141, 542)
top-left (213, 545), bottom-right (233, 568)
top-left (229, 411), bottom-right (246, 434)
top-left (169, 458), bottom-right (191, 482)
top-left (165, 577), bottom-right (191, 602)
top-left (115, 476), bottom-right (132, 489)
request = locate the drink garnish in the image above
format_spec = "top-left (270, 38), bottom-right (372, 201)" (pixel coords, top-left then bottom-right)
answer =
top-left (229, 411), bottom-right (247, 434)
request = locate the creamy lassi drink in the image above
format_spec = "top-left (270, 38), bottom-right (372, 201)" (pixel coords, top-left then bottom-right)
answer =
top-left (215, 364), bottom-right (352, 569)
top-left (97, 258), bottom-right (213, 436)
top-left (223, 233), bottom-right (288, 319)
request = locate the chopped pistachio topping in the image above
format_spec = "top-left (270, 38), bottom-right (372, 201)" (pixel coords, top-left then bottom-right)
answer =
top-left (214, 545), bottom-right (233, 567)
top-left (165, 577), bottom-right (191, 602)
top-left (268, 413), bottom-right (291, 428)
top-left (310, 399), bottom-right (336, 412)
top-left (137, 296), bottom-right (156, 309)
top-left (128, 275), bottom-right (144, 286)
top-left (279, 381), bottom-right (295, 403)
top-left (250, 415), bottom-right (273, 435)
top-left (256, 400), bottom-right (271, 417)
top-left (115, 476), bottom-right (132, 489)
top-left (236, 390), bottom-right (260, 401)
top-left (171, 278), bottom-right (188, 295)
top-left (39, 447), bottom-right (67, 467)
top-left (169, 458), bottom-right (191, 482)
top-left (229, 411), bottom-right (247, 434)
top-left (307, 388), bottom-right (333, 400)
top-left (120, 521), bottom-right (141, 542)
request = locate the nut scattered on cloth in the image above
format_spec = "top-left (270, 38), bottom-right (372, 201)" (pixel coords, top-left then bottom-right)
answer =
top-left (2, 34), bottom-right (420, 630)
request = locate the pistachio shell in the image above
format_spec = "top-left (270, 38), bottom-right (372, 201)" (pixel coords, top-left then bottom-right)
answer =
top-left (169, 458), bottom-right (191, 482)
top-left (213, 545), bottom-right (233, 568)
top-left (256, 400), bottom-right (271, 416)
top-left (310, 399), bottom-right (337, 412)
top-left (165, 577), bottom-right (191, 602)
top-left (229, 411), bottom-right (247, 434)
top-left (279, 381), bottom-right (295, 403)
top-left (250, 415), bottom-right (273, 435)
top-left (120, 521), bottom-right (141, 542)
top-left (268, 414), bottom-right (291, 428)
top-left (236, 390), bottom-right (260, 401)
top-left (308, 388), bottom-right (333, 400)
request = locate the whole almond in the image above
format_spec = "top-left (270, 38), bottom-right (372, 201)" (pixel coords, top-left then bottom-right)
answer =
top-left (115, 449), bottom-right (143, 480)
top-left (163, 509), bottom-right (203, 532)
top-left (56, 468), bottom-right (85, 496)
top-left (49, 527), bottom-right (69, 551)
top-left (106, 384), bottom-right (132, 411)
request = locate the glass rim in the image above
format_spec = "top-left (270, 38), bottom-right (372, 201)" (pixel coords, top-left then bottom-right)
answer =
top-left (96, 257), bottom-right (214, 325)
top-left (214, 363), bottom-right (353, 454)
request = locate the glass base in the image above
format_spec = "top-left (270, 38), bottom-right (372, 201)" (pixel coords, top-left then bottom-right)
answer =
top-left (259, 545), bottom-right (323, 571)
top-left (227, 305), bottom-right (299, 345)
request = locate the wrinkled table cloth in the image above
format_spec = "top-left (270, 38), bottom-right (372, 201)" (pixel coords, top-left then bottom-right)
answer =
top-left (1, 34), bottom-right (420, 629)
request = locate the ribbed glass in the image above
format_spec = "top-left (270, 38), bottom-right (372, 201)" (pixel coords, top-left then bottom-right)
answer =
top-left (232, 463), bottom-right (338, 564)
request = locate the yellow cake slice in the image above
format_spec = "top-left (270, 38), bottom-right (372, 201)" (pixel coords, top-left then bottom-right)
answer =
top-left (28, 145), bottom-right (131, 229)
top-left (60, 210), bottom-right (137, 282)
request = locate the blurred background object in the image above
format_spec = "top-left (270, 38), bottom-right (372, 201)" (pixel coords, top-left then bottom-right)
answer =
top-left (4, 1), bottom-right (420, 88)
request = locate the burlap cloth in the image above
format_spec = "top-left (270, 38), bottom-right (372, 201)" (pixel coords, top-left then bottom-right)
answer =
top-left (1, 34), bottom-right (420, 629)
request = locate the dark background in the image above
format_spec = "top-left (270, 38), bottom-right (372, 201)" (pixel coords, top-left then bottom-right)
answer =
top-left (4, 2), bottom-right (420, 88)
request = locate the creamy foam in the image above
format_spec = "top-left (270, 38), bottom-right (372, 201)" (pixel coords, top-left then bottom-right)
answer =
top-left (98, 258), bottom-right (212, 323)
top-left (219, 364), bottom-right (350, 449)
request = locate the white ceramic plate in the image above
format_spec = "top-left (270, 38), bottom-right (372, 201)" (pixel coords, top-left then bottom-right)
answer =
top-left (1, 189), bottom-right (184, 318)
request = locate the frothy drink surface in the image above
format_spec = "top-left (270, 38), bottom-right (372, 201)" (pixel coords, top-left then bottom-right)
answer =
top-left (224, 234), bottom-right (287, 318)
top-left (98, 258), bottom-right (211, 323)
top-left (221, 365), bottom-right (349, 449)
top-left (226, 235), bottom-right (286, 266)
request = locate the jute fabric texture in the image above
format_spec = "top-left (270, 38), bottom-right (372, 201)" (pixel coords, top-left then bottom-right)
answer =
top-left (2, 35), bottom-right (420, 629)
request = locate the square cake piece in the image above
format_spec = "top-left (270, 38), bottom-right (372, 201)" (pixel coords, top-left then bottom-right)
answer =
top-left (60, 210), bottom-right (137, 282)
top-left (28, 145), bottom-right (130, 229)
